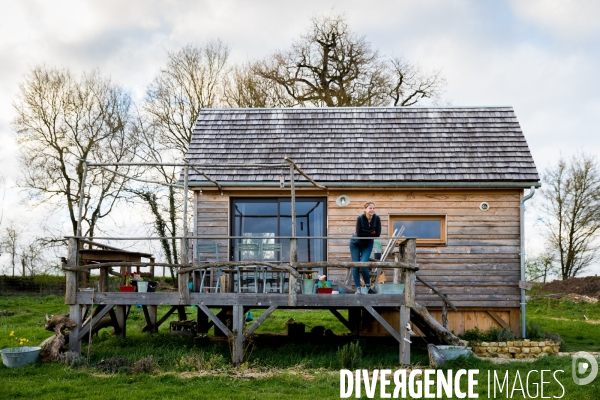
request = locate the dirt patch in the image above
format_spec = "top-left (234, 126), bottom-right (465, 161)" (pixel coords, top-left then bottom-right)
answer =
top-left (538, 276), bottom-right (600, 299)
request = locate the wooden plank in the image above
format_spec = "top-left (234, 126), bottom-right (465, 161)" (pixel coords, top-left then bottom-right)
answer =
top-left (244, 305), bottom-right (278, 338)
top-left (364, 306), bottom-right (402, 342)
top-left (198, 304), bottom-right (232, 337)
top-left (328, 308), bottom-right (351, 332)
top-left (77, 305), bottom-right (113, 341)
top-left (486, 310), bottom-right (510, 329)
top-left (232, 305), bottom-right (244, 365)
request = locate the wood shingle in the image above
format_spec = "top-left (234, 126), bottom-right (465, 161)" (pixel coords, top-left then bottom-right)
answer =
top-left (185, 107), bottom-right (539, 186)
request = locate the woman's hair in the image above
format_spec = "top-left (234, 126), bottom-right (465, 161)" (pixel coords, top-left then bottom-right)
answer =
top-left (363, 202), bottom-right (375, 214)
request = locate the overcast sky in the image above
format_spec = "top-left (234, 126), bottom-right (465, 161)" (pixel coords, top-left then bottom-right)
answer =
top-left (1, 0), bottom-right (599, 275)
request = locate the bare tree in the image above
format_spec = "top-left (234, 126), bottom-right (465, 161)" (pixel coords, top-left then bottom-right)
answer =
top-left (526, 248), bottom-right (557, 283)
top-left (145, 41), bottom-right (230, 155)
top-left (13, 66), bottom-right (138, 238)
top-left (0, 222), bottom-right (20, 277)
top-left (255, 13), bottom-right (445, 107)
top-left (540, 153), bottom-right (600, 279)
top-left (222, 62), bottom-right (297, 108)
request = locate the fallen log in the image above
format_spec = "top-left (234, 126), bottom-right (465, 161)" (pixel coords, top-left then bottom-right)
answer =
top-left (410, 302), bottom-right (463, 346)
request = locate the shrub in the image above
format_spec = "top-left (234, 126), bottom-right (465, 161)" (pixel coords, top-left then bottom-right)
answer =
top-left (526, 321), bottom-right (545, 339)
top-left (95, 356), bottom-right (133, 374)
top-left (132, 356), bottom-right (156, 374)
top-left (337, 342), bottom-right (362, 370)
top-left (175, 352), bottom-right (225, 372)
top-left (459, 327), bottom-right (515, 342)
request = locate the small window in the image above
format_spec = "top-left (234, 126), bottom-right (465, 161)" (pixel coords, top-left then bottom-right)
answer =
top-left (390, 215), bottom-right (446, 245)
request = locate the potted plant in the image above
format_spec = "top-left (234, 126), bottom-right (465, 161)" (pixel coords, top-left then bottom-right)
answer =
top-left (1, 331), bottom-right (41, 368)
top-left (317, 275), bottom-right (333, 294)
top-left (120, 272), bottom-right (135, 292)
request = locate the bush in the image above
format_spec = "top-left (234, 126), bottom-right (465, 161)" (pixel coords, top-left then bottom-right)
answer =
top-left (459, 327), bottom-right (515, 342)
top-left (337, 342), bottom-right (362, 370)
top-left (526, 321), bottom-right (545, 339)
top-left (95, 356), bottom-right (133, 374)
top-left (132, 355), bottom-right (156, 374)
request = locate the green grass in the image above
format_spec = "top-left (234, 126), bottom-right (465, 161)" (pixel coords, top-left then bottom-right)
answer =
top-left (1, 294), bottom-right (599, 399)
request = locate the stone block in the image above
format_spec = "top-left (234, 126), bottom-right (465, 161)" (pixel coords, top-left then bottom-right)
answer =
top-left (552, 346), bottom-right (561, 352)
top-left (521, 341), bottom-right (530, 347)
top-left (522, 347), bottom-right (530, 354)
top-left (542, 346), bottom-right (553, 353)
top-left (506, 341), bottom-right (514, 347)
top-left (498, 342), bottom-right (507, 347)
top-left (530, 347), bottom-right (541, 354)
top-left (481, 342), bottom-right (490, 347)
top-left (498, 347), bottom-right (509, 354)
top-left (488, 347), bottom-right (498, 352)
top-left (508, 347), bottom-right (521, 354)
top-left (515, 353), bottom-right (534, 359)
top-left (489, 342), bottom-right (498, 347)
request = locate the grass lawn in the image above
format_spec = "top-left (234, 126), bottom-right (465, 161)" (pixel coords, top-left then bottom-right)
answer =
top-left (1, 294), bottom-right (599, 399)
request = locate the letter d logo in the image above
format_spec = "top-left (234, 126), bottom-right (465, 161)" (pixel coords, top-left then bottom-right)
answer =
top-left (572, 351), bottom-right (598, 385)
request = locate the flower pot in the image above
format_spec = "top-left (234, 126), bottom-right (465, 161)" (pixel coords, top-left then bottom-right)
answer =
top-left (119, 285), bottom-right (135, 292)
top-left (436, 345), bottom-right (472, 360)
top-left (1, 347), bottom-right (41, 368)
top-left (137, 281), bottom-right (148, 292)
top-left (147, 281), bottom-right (158, 292)
top-left (302, 279), bottom-right (315, 294)
top-left (317, 288), bottom-right (333, 294)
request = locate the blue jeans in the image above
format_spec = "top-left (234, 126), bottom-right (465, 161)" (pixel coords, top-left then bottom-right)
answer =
top-left (349, 239), bottom-right (373, 288)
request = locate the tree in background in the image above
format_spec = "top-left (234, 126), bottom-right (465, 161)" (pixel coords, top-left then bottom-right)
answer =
top-left (255, 13), bottom-right (446, 107)
top-left (526, 248), bottom-right (557, 283)
top-left (540, 153), bottom-right (600, 279)
top-left (222, 62), bottom-right (297, 108)
top-left (13, 66), bottom-right (138, 238)
top-left (140, 41), bottom-right (229, 274)
top-left (145, 41), bottom-right (230, 155)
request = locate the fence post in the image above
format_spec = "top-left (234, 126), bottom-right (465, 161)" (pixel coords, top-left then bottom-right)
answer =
top-left (65, 238), bottom-right (78, 305)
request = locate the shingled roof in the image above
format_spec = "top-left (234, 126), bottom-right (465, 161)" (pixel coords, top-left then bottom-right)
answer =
top-left (185, 107), bottom-right (540, 187)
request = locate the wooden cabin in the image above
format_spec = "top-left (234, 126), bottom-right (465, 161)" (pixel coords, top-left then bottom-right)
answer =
top-left (186, 106), bottom-right (540, 337)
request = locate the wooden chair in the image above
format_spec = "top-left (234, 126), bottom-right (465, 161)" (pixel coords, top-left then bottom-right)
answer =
top-left (196, 242), bottom-right (222, 293)
top-left (261, 243), bottom-right (285, 293)
top-left (234, 243), bottom-right (262, 293)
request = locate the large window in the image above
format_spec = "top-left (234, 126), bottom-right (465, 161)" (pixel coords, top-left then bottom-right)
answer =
top-left (390, 215), bottom-right (446, 245)
top-left (231, 198), bottom-right (327, 262)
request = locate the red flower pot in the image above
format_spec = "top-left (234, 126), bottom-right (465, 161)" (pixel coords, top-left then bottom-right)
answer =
top-left (317, 288), bottom-right (332, 294)
top-left (120, 286), bottom-right (135, 292)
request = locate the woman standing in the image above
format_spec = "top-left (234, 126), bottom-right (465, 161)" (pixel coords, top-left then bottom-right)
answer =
top-left (349, 202), bottom-right (381, 293)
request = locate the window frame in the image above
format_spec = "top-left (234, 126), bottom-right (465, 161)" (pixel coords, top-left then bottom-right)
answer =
top-left (389, 214), bottom-right (447, 246)
top-left (229, 197), bottom-right (328, 262)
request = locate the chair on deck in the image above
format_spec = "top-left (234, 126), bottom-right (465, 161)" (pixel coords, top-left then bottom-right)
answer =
top-left (233, 243), bottom-right (263, 293)
top-left (196, 242), bottom-right (222, 293)
top-left (261, 243), bottom-right (285, 293)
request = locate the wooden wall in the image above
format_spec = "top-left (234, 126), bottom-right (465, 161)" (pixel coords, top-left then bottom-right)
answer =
top-left (194, 187), bottom-right (523, 333)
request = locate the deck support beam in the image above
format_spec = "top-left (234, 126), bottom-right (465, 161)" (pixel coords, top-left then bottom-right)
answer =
top-left (232, 305), bottom-right (245, 365)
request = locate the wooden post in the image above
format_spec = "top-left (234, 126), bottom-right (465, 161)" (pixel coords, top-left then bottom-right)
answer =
top-left (288, 163), bottom-right (298, 306)
top-left (399, 305), bottom-right (410, 366)
top-left (442, 302), bottom-right (449, 330)
top-left (232, 305), bottom-right (244, 365)
top-left (404, 238), bottom-right (417, 265)
top-left (181, 165), bottom-right (189, 265)
top-left (146, 306), bottom-right (158, 333)
top-left (65, 238), bottom-right (79, 305)
top-left (68, 304), bottom-right (82, 353)
top-left (179, 272), bottom-right (190, 305)
top-left (404, 270), bottom-right (416, 308)
top-left (115, 305), bottom-right (127, 338)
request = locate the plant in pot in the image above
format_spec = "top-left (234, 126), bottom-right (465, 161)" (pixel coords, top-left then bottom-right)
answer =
top-left (317, 275), bottom-right (333, 294)
top-left (120, 272), bottom-right (135, 292)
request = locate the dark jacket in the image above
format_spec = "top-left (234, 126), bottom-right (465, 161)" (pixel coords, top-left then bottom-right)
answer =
top-left (354, 214), bottom-right (381, 247)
